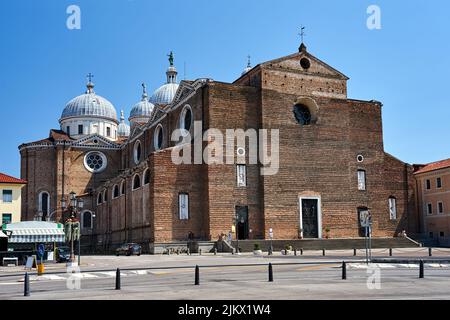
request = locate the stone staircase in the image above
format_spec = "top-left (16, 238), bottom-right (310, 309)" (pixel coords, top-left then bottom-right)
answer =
top-left (227, 237), bottom-right (420, 253)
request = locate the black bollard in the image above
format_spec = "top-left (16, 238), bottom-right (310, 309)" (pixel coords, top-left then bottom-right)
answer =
top-left (322, 249), bottom-right (326, 256)
top-left (419, 260), bottom-right (424, 279)
top-left (195, 265), bottom-right (200, 285)
top-left (115, 268), bottom-right (121, 290)
top-left (24, 272), bottom-right (30, 297)
top-left (300, 248), bottom-right (303, 256)
top-left (294, 248), bottom-right (297, 256)
top-left (342, 261), bottom-right (347, 280)
top-left (389, 248), bottom-right (392, 257)
top-left (199, 249), bottom-right (202, 256)
top-left (268, 263), bottom-right (273, 282)
top-left (353, 248), bottom-right (356, 256)
top-left (428, 247), bottom-right (432, 257)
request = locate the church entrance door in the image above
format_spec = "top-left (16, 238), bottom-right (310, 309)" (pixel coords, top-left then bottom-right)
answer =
top-left (235, 206), bottom-right (249, 240)
top-left (300, 198), bottom-right (321, 238)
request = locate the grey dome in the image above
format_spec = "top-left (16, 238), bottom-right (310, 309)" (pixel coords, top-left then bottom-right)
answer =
top-left (60, 82), bottom-right (117, 123)
top-left (150, 83), bottom-right (179, 105)
top-left (150, 53), bottom-right (179, 105)
top-left (129, 83), bottom-right (155, 121)
top-left (118, 110), bottom-right (130, 137)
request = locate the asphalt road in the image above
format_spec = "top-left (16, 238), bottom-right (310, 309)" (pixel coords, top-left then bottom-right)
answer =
top-left (1, 248), bottom-right (450, 300)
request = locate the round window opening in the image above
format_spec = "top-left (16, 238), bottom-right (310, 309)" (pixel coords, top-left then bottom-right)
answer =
top-left (293, 104), bottom-right (312, 125)
top-left (84, 151), bottom-right (107, 173)
top-left (357, 155), bottom-right (364, 163)
top-left (300, 58), bottom-right (311, 70)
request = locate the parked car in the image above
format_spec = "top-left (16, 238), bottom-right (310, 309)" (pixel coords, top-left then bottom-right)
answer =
top-left (56, 246), bottom-right (71, 263)
top-left (116, 243), bottom-right (142, 256)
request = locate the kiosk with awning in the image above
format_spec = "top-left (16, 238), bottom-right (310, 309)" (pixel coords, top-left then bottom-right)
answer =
top-left (1, 222), bottom-right (65, 261)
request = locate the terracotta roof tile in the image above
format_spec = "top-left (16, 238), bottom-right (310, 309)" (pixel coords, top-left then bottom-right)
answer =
top-left (414, 158), bottom-right (450, 174)
top-left (0, 173), bottom-right (27, 184)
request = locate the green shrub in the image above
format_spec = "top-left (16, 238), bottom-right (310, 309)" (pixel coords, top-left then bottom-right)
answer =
top-left (254, 243), bottom-right (260, 251)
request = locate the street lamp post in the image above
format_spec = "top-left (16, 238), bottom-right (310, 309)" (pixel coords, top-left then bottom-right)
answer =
top-left (62, 191), bottom-right (84, 264)
top-left (235, 213), bottom-right (239, 254)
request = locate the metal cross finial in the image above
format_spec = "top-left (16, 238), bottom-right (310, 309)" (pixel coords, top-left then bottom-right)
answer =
top-left (247, 55), bottom-right (251, 68)
top-left (87, 73), bottom-right (94, 83)
top-left (299, 25), bottom-right (306, 43)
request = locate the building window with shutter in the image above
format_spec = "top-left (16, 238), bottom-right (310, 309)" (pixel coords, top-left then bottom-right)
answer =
top-left (438, 201), bottom-right (444, 214)
top-left (426, 179), bottom-right (431, 190)
top-left (2, 190), bottom-right (12, 203)
top-left (237, 165), bottom-right (247, 187)
top-left (179, 193), bottom-right (189, 220)
top-left (437, 177), bottom-right (442, 189)
top-left (388, 197), bottom-right (397, 220)
top-left (357, 170), bottom-right (366, 191)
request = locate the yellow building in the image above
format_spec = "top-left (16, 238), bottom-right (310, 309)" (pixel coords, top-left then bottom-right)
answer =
top-left (0, 172), bottom-right (27, 225)
top-left (414, 159), bottom-right (450, 246)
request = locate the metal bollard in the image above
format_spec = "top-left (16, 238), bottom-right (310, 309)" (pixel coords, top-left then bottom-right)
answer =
top-left (115, 268), bottom-right (121, 290)
top-left (342, 261), bottom-right (347, 280)
top-left (195, 265), bottom-right (200, 285)
top-left (419, 260), bottom-right (424, 279)
top-left (199, 249), bottom-right (202, 256)
top-left (389, 248), bottom-right (392, 257)
top-left (268, 263), bottom-right (273, 282)
top-left (428, 247), bottom-right (432, 257)
top-left (24, 272), bottom-right (30, 297)
top-left (300, 248), bottom-right (303, 256)
top-left (353, 248), bottom-right (356, 256)
top-left (322, 249), bottom-right (326, 256)
top-left (294, 248), bottom-right (297, 256)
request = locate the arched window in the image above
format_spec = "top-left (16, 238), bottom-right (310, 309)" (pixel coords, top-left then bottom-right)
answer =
top-left (133, 174), bottom-right (141, 190)
top-left (293, 104), bottom-right (311, 125)
top-left (144, 169), bottom-right (150, 185)
top-left (134, 140), bottom-right (142, 164)
top-left (179, 105), bottom-right (193, 133)
top-left (82, 211), bottom-right (93, 229)
top-left (38, 192), bottom-right (50, 221)
top-left (97, 193), bottom-right (103, 205)
top-left (113, 185), bottom-right (119, 198)
top-left (154, 125), bottom-right (164, 150)
top-left (120, 181), bottom-right (125, 195)
top-left (103, 189), bottom-right (108, 202)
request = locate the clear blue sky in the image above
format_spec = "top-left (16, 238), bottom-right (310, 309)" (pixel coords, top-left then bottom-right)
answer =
top-left (0, 0), bottom-right (449, 177)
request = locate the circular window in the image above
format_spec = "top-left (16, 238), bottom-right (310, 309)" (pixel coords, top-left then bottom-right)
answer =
top-left (84, 151), bottom-right (107, 173)
top-left (300, 58), bottom-right (311, 70)
top-left (180, 105), bottom-right (193, 133)
top-left (357, 155), bottom-right (364, 163)
top-left (293, 104), bottom-right (311, 125)
top-left (134, 141), bottom-right (142, 164)
top-left (154, 125), bottom-right (164, 150)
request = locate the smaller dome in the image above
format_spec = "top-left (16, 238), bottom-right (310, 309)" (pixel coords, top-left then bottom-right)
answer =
top-left (150, 83), bottom-right (179, 105)
top-left (118, 110), bottom-right (130, 137)
top-left (241, 55), bottom-right (252, 76)
top-left (129, 83), bottom-right (155, 122)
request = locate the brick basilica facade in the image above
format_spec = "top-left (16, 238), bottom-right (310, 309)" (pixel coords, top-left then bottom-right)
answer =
top-left (19, 43), bottom-right (418, 252)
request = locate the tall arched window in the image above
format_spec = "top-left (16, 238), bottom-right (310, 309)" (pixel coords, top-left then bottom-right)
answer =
top-left (134, 140), bottom-right (142, 164)
top-left (154, 124), bottom-right (164, 150)
top-left (97, 193), bottom-right (103, 205)
top-left (144, 169), bottom-right (150, 185)
top-left (113, 185), bottom-right (119, 198)
top-left (120, 181), bottom-right (125, 195)
top-left (133, 174), bottom-right (141, 190)
top-left (82, 211), bottom-right (93, 229)
top-left (103, 189), bottom-right (108, 202)
top-left (179, 105), bottom-right (193, 133)
top-left (389, 197), bottom-right (397, 220)
top-left (38, 192), bottom-right (50, 220)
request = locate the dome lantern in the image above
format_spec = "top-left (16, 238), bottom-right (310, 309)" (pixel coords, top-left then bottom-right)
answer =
top-left (150, 52), bottom-right (180, 106)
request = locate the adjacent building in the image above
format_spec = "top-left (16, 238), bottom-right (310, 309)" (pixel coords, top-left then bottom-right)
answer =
top-left (0, 173), bottom-right (27, 225)
top-left (414, 159), bottom-right (450, 246)
top-left (19, 42), bottom-right (418, 252)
